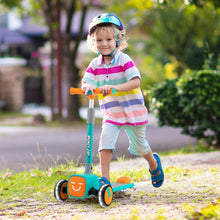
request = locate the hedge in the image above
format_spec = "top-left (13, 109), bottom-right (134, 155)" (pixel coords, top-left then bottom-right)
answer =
top-left (151, 70), bottom-right (220, 147)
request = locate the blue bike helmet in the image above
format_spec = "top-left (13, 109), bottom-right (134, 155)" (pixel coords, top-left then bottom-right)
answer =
top-left (89, 13), bottom-right (124, 35)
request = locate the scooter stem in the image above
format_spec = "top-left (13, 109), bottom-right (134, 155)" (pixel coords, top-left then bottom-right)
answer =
top-left (85, 98), bottom-right (95, 174)
top-left (69, 87), bottom-right (115, 174)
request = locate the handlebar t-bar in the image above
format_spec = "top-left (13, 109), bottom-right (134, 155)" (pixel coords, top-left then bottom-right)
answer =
top-left (70, 87), bottom-right (115, 99)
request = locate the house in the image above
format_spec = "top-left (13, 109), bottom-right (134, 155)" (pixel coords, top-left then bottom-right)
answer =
top-left (0, 4), bottom-right (104, 111)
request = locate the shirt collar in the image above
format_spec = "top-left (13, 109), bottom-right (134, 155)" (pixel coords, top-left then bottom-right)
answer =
top-left (97, 49), bottom-right (121, 66)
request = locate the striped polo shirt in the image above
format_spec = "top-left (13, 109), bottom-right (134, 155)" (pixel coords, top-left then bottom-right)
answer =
top-left (82, 50), bottom-right (148, 126)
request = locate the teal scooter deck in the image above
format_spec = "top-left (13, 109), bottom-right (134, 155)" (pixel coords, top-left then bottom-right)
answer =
top-left (111, 182), bottom-right (135, 193)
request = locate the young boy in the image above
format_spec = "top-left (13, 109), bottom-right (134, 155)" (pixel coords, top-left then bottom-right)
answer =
top-left (82, 13), bottom-right (164, 188)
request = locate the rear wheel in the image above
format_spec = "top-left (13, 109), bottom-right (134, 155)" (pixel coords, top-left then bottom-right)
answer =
top-left (98, 184), bottom-right (113, 208)
top-left (54, 179), bottom-right (68, 202)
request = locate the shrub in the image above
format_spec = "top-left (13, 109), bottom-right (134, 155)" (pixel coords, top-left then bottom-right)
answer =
top-left (151, 70), bottom-right (220, 147)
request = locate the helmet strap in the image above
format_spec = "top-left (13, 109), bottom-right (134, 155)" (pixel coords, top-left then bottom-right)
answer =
top-left (99, 46), bottom-right (117, 64)
top-left (114, 27), bottom-right (120, 47)
top-left (102, 46), bottom-right (117, 57)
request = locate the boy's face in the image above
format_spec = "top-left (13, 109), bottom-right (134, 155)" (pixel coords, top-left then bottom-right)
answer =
top-left (94, 28), bottom-right (116, 56)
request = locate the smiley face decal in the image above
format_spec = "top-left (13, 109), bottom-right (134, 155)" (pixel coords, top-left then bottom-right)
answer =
top-left (71, 181), bottom-right (83, 191)
top-left (68, 176), bottom-right (86, 197)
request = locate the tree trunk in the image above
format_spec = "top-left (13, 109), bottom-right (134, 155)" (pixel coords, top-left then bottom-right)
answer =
top-left (62, 1), bottom-right (90, 121)
top-left (50, 38), bottom-right (56, 121)
top-left (66, 66), bottom-right (81, 121)
top-left (62, 34), bottom-right (81, 121)
top-left (216, 134), bottom-right (220, 148)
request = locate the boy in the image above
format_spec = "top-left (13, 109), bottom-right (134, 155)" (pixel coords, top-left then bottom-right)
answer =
top-left (82, 13), bottom-right (164, 188)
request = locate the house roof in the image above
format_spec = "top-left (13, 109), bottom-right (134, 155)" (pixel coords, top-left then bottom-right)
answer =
top-left (20, 9), bottom-right (104, 39)
top-left (0, 8), bottom-right (104, 46)
top-left (0, 27), bottom-right (32, 45)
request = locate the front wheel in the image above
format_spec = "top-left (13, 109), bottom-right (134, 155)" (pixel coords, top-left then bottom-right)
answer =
top-left (98, 184), bottom-right (113, 208)
top-left (54, 179), bottom-right (68, 202)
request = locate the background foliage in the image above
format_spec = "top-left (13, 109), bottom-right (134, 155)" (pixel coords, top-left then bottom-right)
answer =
top-left (106, 0), bottom-right (220, 79)
top-left (151, 68), bottom-right (220, 147)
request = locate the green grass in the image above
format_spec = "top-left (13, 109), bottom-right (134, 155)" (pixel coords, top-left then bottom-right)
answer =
top-left (45, 119), bottom-right (87, 127)
top-left (159, 141), bottom-right (217, 156)
top-left (45, 117), bottom-right (103, 127)
top-left (0, 162), bottom-right (149, 205)
top-left (185, 198), bottom-right (220, 220)
top-left (0, 112), bottom-right (31, 120)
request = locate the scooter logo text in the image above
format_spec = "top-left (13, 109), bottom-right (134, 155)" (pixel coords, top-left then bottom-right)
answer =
top-left (87, 135), bottom-right (91, 156)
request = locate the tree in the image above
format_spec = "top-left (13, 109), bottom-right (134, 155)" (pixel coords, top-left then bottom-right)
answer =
top-left (0, 0), bottom-right (21, 8)
top-left (1, 0), bottom-right (93, 121)
top-left (105, 0), bottom-right (220, 77)
top-left (143, 1), bottom-right (220, 76)
top-left (25, 0), bottom-right (92, 121)
top-left (61, 1), bottom-right (91, 121)
top-left (189, 0), bottom-right (220, 8)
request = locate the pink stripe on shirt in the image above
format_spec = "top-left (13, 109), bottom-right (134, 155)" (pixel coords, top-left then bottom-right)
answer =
top-left (104, 120), bottom-right (148, 126)
top-left (86, 61), bottom-right (135, 76)
top-left (87, 67), bottom-right (95, 75)
top-left (124, 61), bottom-right (135, 71)
top-left (104, 109), bottom-right (147, 119)
top-left (94, 66), bottom-right (124, 75)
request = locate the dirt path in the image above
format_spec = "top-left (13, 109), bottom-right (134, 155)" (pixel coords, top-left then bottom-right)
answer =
top-left (1, 152), bottom-right (220, 220)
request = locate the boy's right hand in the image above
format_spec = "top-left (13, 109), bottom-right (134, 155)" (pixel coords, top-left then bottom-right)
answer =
top-left (82, 84), bottom-right (95, 96)
top-left (100, 85), bottom-right (114, 96)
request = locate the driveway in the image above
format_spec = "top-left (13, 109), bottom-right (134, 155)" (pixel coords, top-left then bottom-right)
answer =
top-left (0, 124), bottom-right (197, 171)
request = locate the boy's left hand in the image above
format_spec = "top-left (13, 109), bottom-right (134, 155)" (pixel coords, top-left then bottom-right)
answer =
top-left (100, 85), bottom-right (113, 96)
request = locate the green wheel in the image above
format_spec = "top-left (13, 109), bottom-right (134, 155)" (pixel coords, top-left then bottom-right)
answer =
top-left (98, 184), bottom-right (113, 208)
top-left (54, 179), bottom-right (68, 202)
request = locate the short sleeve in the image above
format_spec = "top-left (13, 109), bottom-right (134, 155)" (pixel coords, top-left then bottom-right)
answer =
top-left (82, 60), bottom-right (97, 87)
top-left (122, 54), bottom-right (141, 81)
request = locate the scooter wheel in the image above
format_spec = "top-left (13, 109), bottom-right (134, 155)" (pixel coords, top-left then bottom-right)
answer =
top-left (54, 179), bottom-right (68, 202)
top-left (98, 184), bottom-right (113, 208)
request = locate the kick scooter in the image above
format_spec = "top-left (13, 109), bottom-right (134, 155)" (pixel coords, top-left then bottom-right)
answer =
top-left (54, 87), bottom-right (134, 208)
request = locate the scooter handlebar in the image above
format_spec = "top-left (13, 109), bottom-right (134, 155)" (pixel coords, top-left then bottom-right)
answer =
top-left (70, 87), bottom-right (115, 99)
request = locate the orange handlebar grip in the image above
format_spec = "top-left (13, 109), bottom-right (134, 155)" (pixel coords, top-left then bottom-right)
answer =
top-left (70, 87), bottom-right (84, 95)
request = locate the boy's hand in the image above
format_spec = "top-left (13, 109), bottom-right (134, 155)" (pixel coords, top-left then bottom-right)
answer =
top-left (82, 84), bottom-right (95, 96)
top-left (100, 85), bottom-right (113, 96)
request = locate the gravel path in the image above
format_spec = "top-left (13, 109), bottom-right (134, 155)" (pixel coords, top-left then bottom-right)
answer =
top-left (1, 152), bottom-right (220, 220)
